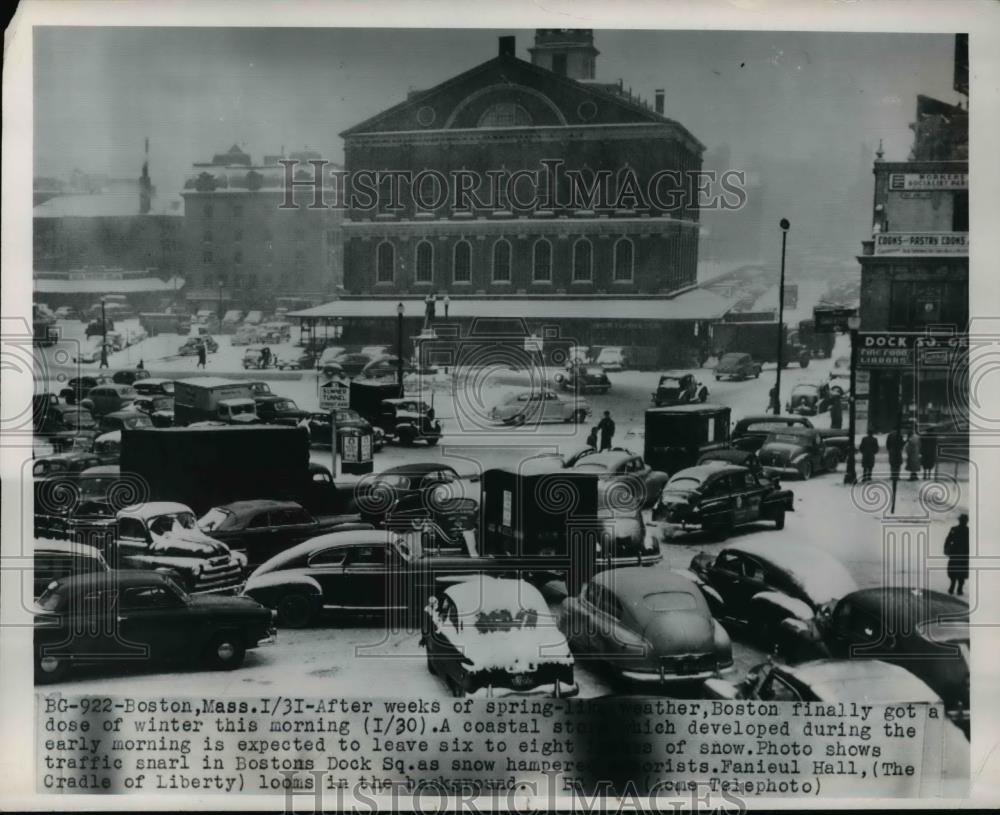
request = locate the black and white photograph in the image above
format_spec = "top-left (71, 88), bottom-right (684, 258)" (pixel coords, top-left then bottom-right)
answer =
top-left (3, 0), bottom-right (1000, 809)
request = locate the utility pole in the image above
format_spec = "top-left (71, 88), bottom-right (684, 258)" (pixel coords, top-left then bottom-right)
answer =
top-left (773, 218), bottom-right (790, 415)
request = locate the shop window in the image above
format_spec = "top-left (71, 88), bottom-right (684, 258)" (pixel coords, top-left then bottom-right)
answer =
top-left (453, 240), bottom-right (472, 283)
top-left (532, 239), bottom-right (552, 283)
top-left (492, 239), bottom-right (512, 283)
top-left (953, 191), bottom-right (969, 232)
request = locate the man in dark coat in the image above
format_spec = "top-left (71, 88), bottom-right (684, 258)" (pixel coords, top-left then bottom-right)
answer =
top-left (859, 428), bottom-right (878, 481)
top-left (829, 395), bottom-right (843, 430)
top-left (597, 411), bottom-right (615, 451)
top-left (196, 341), bottom-right (207, 369)
top-left (945, 513), bottom-right (970, 595)
top-left (920, 431), bottom-right (938, 479)
top-left (885, 426), bottom-right (904, 481)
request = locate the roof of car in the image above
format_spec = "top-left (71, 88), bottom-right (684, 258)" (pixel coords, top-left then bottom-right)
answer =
top-left (670, 462), bottom-right (745, 481)
top-left (659, 371), bottom-right (693, 379)
top-left (43, 569), bottom-right (166, 594)
top-left (118, 501), bottom-right (192, 518)
top-left (778, 659), bottom-right (943, 704)
top-left (719, 540), bottom-right (857, 605)
top-left (698, 449), bottom-right (757, 465)
top-left (379, 462), bottom-right (456, 476)
top-left (175, 377), bottom-right (242, 388)
top-left (104, 409), bottom-right (143, 419)
top-left (841, 587), bottom-right (968, 621)
top-left (445, 576), bottom-right (547, 614)
top-left (212, 499), bottom-right (305, 518)
top-left (572, 450), bottom-right (637, 468)
top-left (34, 539), bottom-right (105, 558)
top-left (252, 528), bottom-right (396, 574)
top-left (136, 378), bottom-right (173, 386)
top-left (736, 414), bottom-right (810, 426)
top-left (593, 568), bottom-right (706, 617)
top-left (647, 404), bottom-right (728, 415)
top-left (763, 426), bottom-right (817, 437)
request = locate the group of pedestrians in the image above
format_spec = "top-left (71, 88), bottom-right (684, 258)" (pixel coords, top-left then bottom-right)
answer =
top-left (858, 425), bottom-right (937, 482)
top-left (586, 411), bottom-right (616, 451)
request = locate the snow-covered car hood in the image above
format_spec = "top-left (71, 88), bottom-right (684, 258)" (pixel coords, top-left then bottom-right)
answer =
top-left (150, 528), bottom-right (232, 559)
top-left (436, 616), bottom-right (572, 673)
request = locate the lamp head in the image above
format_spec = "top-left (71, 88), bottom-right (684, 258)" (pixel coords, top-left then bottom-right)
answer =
top-left (779, 218), bottom-right (790, 231)
top-left (397, 302), bottom-right (405, 317)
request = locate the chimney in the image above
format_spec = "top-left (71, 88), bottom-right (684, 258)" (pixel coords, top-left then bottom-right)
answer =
top-left (139, 137), bottom-right (152, 215)
top-left (499, 36), bottom-right (516, 57)
top-left (654, 90), bottom-right (664, 115)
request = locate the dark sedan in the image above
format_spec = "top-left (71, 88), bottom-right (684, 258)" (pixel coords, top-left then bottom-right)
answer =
top-left (758, 427), bottom-right (839, 480)
top-left (785, 381), bottom-right (832, 416)
top-left (112, 369), bottom-right (152, 386)
top-left (714, 353), bottom-right (761, 381)
top-left (33, 539), bottom-right (109, 599)
top-left (686, 540), bottom-right (858, 646)
top-left (34, 403), bottom-right (98, 438)
top-left (652, 463), bottom-right (793, 538)
top-left (253, 395), bottom-right (309, 425)
top-left (570, 449), bottom-right (669, 510)
top-left (34, 571), bottom-right (275, 683)
top-left (32, 452), bottom-right (103, 479)
top-left (98, 409), bottom-right (155, 434)
top-left (781, 587), bottom-right (969, 733)
top-left (305, 409), bottom-right (384, 452)
top-left (131, 396), bottom-right (175, 427)
top-left (559, 567), bottom-right (733, 684)
top-left (731, 414), bottom-right (814, 452)
top-left (338, 353), bottom-right (375, 379)
top-left (557, 364), bottom-right (611, 394)
top-left (59, 375), bottom-right (109, 406)
top-left (197, 499), bottom-right (352, 568)
top-left (651, 372), bottom-right (708, 407)
top-left (361, 355), bottom-right (419, 380)
top-left (354, 463), bottom-right (478, 530)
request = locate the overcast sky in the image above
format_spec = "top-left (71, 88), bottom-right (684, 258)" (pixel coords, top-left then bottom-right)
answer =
top-left (34, 27), bottom-right (959, 196)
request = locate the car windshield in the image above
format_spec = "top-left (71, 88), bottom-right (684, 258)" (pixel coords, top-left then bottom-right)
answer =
top-left (149, 512), bottom-right (198, 535)
top-left (643, 591), bottom-right (698, 612)
top-left (791, 386), bottom-right (817, 396)
top-left (378, 474), bottom-right (411, 489)
top-left (574, 463), bottom-right (608, 472)
top-left (198, 507), bottom-right (234, 531)
top-left (274, 400), bottom-right (297, 411)
top-left (151, 397), bottom-right (172, 411)
top-left (122, 415), bottom-right (152, 429)
top-left (720, 355), bottom-right (744, 364)
top-left (766, 432), bottom-right (806, 445)
top-left (659, 377), bottom-right (681, 386)
top-left (232, 403), bottom-right (255, 415)
top-left (335, 409), bottom-right (362, 423)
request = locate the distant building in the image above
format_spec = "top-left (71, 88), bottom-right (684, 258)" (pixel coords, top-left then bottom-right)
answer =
top-left (858, 86), bottom-right (968, 431)
top-left (179, 146), bottom-right (343, 311)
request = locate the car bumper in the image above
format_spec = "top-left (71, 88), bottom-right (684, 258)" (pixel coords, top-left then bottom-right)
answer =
top-left (763, 465), bottom-right (801, 478)
top-left (620, 663), bottom-right (735, 684)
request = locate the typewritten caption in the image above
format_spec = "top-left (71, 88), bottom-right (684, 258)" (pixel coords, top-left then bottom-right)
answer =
top-left (37, 695), bottom-right (965, 799)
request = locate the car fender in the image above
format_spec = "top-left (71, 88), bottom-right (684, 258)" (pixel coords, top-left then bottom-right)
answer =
top-left (750, 591), bottom-right (814, 622)
top-left (712, 619), bottom-right (732, 657)
top-left (243, 571), bottom-right (322, 603)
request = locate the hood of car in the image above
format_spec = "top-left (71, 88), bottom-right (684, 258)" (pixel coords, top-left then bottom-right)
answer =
top-left (187, 593), bottom-right (266, 614)
top-left (643, 611), bottom-right (714, 655)
top-left (149, 528), bottom-right (231, 559)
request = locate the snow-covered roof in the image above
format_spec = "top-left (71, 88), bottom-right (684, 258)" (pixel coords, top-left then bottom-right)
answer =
top-left (33, 191), bottom-right (183, 218)
top-left (34, 276), bottom-right (184, 294)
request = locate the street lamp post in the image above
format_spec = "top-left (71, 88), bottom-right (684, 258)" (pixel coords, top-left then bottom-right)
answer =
top-left (218, 280), bottom-right (224, 323)
top-left (843, 313), bottom-right (862, 485)
top-left (396, 302), bottom-right (405, 391)
top-left (100, 297), bottom-right (108, 368)
top-left (773, 218), bottom-right (791, 415)
top-left (443, 295), bottom-right (450, 320)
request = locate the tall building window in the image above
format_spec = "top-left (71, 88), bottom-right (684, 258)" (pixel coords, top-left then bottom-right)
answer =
top-left (376, 241), bottom-right (394, 283)
top-left (492, 239), bottom-right (512, 283)
top-left (533, 239), bottom-right (552, 283)
top-left (415, 240), bottom-right (434, 284)
top-left (572, 238), bottom-right (593, 282)
top-left (477, 103), bottom-right (533, 128)
top-left (453, 240), bottom-right (472, 283)
top-left (613, 238), bottom-right (634, 282)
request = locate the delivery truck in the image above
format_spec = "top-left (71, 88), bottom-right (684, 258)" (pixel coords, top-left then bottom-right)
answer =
top-left (173, 378), bottom-right (259, 425)
top-left (119, 425), bottom-right (348, 515)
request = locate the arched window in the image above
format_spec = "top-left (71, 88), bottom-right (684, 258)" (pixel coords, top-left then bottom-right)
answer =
top-left (376, 241), bottom-right (395, 283)
top-left (533, 239), bottom-right (552, 283)
top-left (492, 239), bottom-right (512, 283)
top-left (477, 103), bottom-right (533, 128)
top-left (453, 240), bottom-right (472, 283)
top-left (572, 238), bottom-right (593, 282)
top-left (613, 238), bottom-right (634, 282)
top-left (415, 240), bottom-right (433, 284)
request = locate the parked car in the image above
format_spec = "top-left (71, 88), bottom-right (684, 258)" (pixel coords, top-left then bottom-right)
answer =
top-left (276, 351), bottom-right (316, 371)
top-left (379, 397), bottom-right (443, 445)
top-left (565, 345), bottom-right (590, 365)
top-left (178, 336), bottom-right (218, 355)
top-left (714, 353), bottom-right (761, 381)
top-left (230, 327), bottom-right (260, 346)
top-left (695, 448), bottom-right (773, 484)
top-left (32, 452), bottom-right (103, 479)
top-left (132, 395), bottom-right (175, 427)
top-left (361, 355), bottom-right (419, 380)
top-left (781, 587), bottom-right (969, 734)
top-left (652, 462), bottom-right (793, 537)
top-left (84, 318), bottom-right (113, 338)
top-left (556, 364), bottom-right (611, 394)
top-left (785, 381), bottom-right (833, 416)
top-left (98, 409), bottom-right (155, 434)
top-left (60, 375), bottom-right (109, 406)
top-left (247, 380), bottom-right (273, 398)
top-left (652, 372), bottom-right (708, 407)
top-left (361, 345), bottom-right (391, 358)
top-left (34, 571), bottom-right (274, 682)
top-left (424, 576), bottom-right (576, 697)
top-left (570, 449), bottom-right (669, 510)
top-left (33, 539), bottom-right (109, 599)
top-left (595, 346), bottom-right (627, 371)
top-left (93, 431), bottom-right (122, 465)
top-left (73, 339), bottom-right (107, 365)
top-left (305, 409), bottom-right (384, 452)
top-left (354, 463), bottom-right (477, 531)
top-left (731, 414), bottom-right (814, 453)
top-left (559, 567), bottom-right (733, 684)
top-left (758, 427), bottom-right (840, 480)
top-left (686, 540), bottom-right (858, 645)
top-left (112, 369), bottom-right (152, 387)
top-left (338, 353), bottom-right (376, 379)
top-left (254, 395), bottom-right (309, 425)
top-left (80, 384), bottom-right (137, 417)
top-left (34, 403), bottom-right (98, 438)
top-left (114, 502), bottom-right (247, 594)
top-left (244, 310), bottom-right (264, 325)
top-left (491, 389), bottom-right (591, 425)
top-left (133, 378), bottom-right (175, 396)
top-left (54, 306), bottom-right (79, 320)
top-left (197, 499), bottom-right (350, 568)
top-left (318, 346), bottom-right (348, 369)
top-left (828, 356), bottom-right (851, 391)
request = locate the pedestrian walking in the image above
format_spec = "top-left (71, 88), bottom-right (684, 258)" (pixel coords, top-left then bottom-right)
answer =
top-left (944, 513), bottom-right (970, 596)
top-left (885, 425), bottom-right (904, 481)
top-left (905, 429), bottom-right (921, 481)
top-left (99, 344), bottom-right (109, 369)
top-left (920, 430), bottom-right (938, 479)
top-left (829, 395), bottom-right (843, 430)
top-left (767, 386), bottom-right (779, 414)
top-left (586, 426), bottom-right (599, 449)
top-left (597, 411), bottom-right (615, 452)
top-left (136, 358), bottom-right (145, 370)
top-left (424, 291), bottom-right (437, 329)
top-left (196, 341), bottom-right (207, 369)
top-left (859, 428), bottom-right (878, 482)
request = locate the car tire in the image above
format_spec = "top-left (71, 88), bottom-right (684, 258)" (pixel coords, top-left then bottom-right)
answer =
top-left (754, 369), bottom-right (761, 378)
top-left (511, 413), bottom-right (526, 427)
top-left (774, 509), bottom-right (786, 530)
top-left (799, 461), bottom-right (813, 480)
top-left (715, 375), bottom-right (721, 382)
top-left (572, 409), bottom-right (588, 424)
top-left (447, 674), bottom-right (466, 698)
top-left (35, 653), bottom-right (70, 684)
top-left (204, 631), bottom-right (246, 671)
top-left (824, 454), bottom-right (839, 473)
top-left (700, 389), bottom-right (709, 403)
top-left (276, 592), bottom-right (318, 628)
top-left (425, 436), bottom-right (440, 446)
top-left (799, 354), bottom-right (811, 369)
